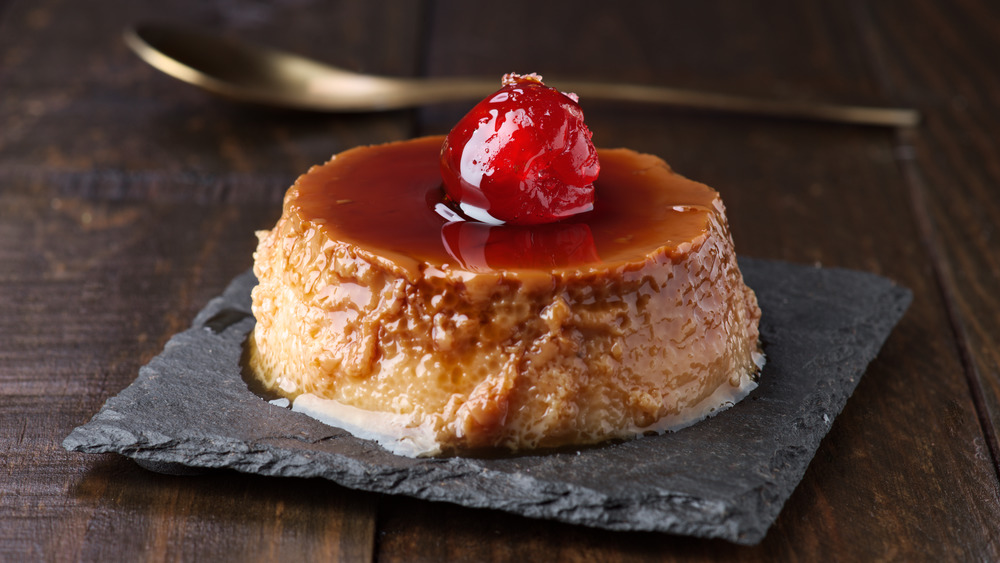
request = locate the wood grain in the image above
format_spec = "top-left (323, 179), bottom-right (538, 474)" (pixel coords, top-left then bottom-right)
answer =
top-left (0, 0), bottom-right (425, 202)
top-left (1, 0), bottom-right (999, 560)
top-left (863, 0), bottom-right (1000, 477)
top-left (0, 0), bottom-right (423, 560)
top-left (64, 459), bottom-right (376, 561)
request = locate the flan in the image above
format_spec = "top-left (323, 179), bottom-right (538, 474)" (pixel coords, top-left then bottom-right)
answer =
top-left (247, 135), bottom-right (763, 456)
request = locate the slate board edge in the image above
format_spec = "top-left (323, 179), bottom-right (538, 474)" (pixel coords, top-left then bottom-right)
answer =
top-left (62, 259), bottom-right (913, 545)
top-left (739, 272), bottom-right (912, 543)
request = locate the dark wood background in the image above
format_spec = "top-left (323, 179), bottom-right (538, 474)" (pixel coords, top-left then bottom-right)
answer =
top-left (3, 0), bottom-right (999, 560)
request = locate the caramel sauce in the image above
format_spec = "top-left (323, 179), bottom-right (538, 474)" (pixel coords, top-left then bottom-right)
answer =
top-left (293, 135), bottom-right (718, 273)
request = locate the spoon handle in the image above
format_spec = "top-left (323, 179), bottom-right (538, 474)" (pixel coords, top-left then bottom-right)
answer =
top-left (414, 78), bottom-right (919, 128)
top-left (556, 81), bottom-right (919, 127)
top-left (126, 24), bottom-right (918, 127)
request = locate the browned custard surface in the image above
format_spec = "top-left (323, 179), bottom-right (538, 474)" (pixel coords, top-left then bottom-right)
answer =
top-left (249, 135), bottom-right (762, 455)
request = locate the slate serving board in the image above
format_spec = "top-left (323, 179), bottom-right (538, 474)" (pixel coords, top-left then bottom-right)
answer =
top-left (63, 258), bottom-right (911, 544)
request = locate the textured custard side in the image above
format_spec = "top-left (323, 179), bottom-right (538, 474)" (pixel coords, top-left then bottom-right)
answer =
top-left (248, 145), bottom-right (761, 453)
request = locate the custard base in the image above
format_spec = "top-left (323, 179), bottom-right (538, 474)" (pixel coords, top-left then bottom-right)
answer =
top-left (248, 139), bottom-right (763, 454)
top-left (249, 206), bottom-right (762, 451)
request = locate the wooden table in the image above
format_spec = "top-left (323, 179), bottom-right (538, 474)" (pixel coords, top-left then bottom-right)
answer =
top-left (3, 0), bottom-right (998, 560)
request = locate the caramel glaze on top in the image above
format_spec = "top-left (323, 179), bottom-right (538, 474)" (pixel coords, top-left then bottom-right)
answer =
top-left (293, 135), bottom-right (719, 278)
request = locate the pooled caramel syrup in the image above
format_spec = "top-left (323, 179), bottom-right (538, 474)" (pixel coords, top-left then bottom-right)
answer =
top-left (293, 136), bottom-right (717, 272)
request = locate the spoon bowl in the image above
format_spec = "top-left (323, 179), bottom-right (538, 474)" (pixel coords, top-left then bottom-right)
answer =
top-left (125, 24), bottom-right (500, 111)
top-left (125, 24), bottom-right (919, 126)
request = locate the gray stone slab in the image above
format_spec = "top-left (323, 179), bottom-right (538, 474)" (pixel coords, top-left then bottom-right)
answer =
top-left (63, 258), bottom-right (911, 544)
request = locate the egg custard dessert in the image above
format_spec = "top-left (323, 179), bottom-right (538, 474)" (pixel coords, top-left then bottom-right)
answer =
top-left (248, 74), bottom-right (763, 456)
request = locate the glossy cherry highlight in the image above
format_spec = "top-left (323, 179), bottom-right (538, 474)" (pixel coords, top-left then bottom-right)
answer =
top-left (440, 73), bottom-right (599, 225)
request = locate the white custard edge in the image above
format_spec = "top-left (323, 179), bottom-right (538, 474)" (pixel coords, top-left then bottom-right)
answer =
top-left (630, 351), bottom-right (766, 435)
top-left (289, 350), bottom-right (764, 458)
top-left (292, 394), bottom-right (443, 457)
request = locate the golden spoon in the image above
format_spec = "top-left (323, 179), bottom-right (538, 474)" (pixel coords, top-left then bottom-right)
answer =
top-left (125, 24), bottom-right (919, 128)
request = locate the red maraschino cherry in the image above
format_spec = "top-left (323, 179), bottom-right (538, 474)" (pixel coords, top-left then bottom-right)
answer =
top-left (440, 73), bottom-right (600, 225)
